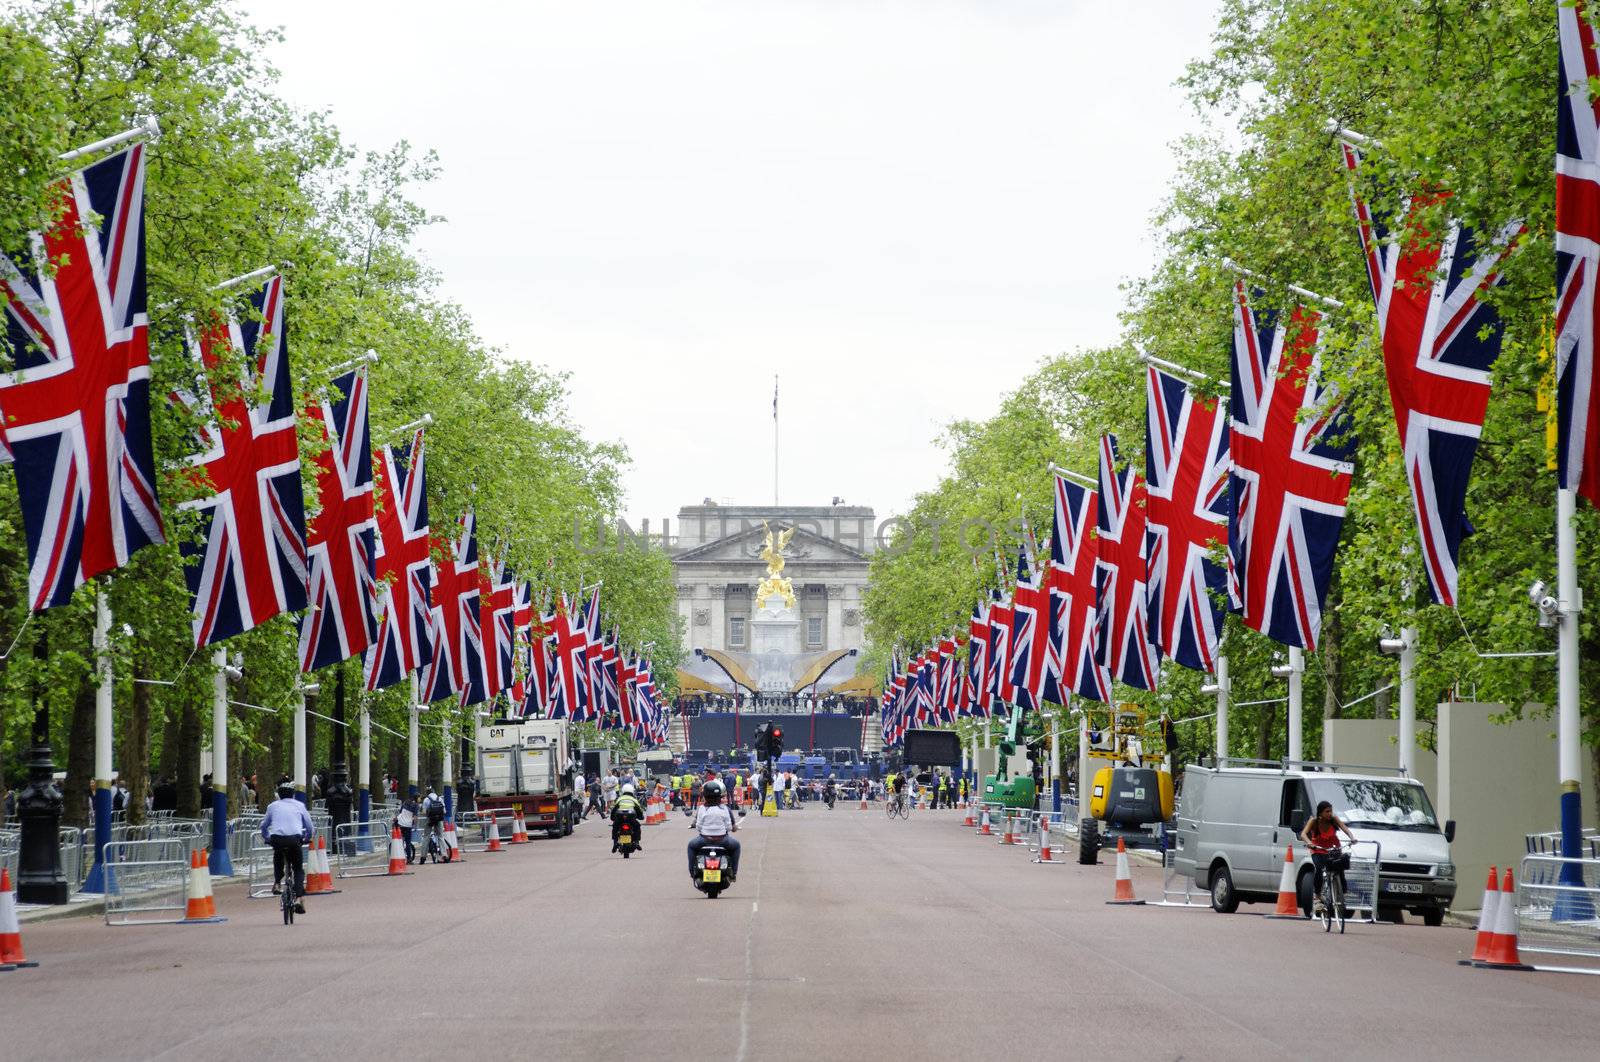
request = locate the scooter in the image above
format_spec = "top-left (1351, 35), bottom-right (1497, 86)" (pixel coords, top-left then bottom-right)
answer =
top-left (692, 844), bottom-right (732, 899)
top-left (615, 819), bottom-right (638, 858)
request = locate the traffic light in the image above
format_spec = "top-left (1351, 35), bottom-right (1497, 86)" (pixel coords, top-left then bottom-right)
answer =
top-left (769, 725), bottom-right (784, 758)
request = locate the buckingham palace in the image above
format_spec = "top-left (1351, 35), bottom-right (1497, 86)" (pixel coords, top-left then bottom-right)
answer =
top-left (668, 501), bottom-right (875, 695)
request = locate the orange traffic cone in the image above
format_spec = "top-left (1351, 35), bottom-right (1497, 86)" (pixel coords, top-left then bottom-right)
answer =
top-left (998, 812), bottom-right (1018, 845)
top-left (305, 836), bottom-right (333, 894)
top-left (195, 848), bottom-right (217, 917)
top-left (387, 827), bottom-right (409, 874)
top-left (184, 850), bottom-right (210, 920)
top-left (1, 868), bottom-right (37, 967)
top-left (1106, 838), bottom-right (1145, 905)
top-left (514, 810), bottom-right (529, 844)
top-left (859, 790), bottom-right (869, 811)
top-left (1267, 846), bottom-right (1302, 919)
top-left (1462, 867), bottom-right (1500, 966)
top-left (444, 820), bottom-right (462, 862)
top-left (978, 806), bottom-right (992, 836)
top-left (1478, 868), bottom-right (1533, 970)
top-left (963, 801), bottom-right (976, 827)
top-left (1034, 816), bottom-right (1064, 864)
top-left (486, 815), bottom-right (504, 852)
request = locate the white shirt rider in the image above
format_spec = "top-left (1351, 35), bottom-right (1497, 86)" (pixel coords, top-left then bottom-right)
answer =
top-left (693, 804), bottom-right (738, 839)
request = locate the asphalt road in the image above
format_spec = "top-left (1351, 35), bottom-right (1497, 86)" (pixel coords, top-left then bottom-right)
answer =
top-left (6, 803), bottom-right (1598, 1061)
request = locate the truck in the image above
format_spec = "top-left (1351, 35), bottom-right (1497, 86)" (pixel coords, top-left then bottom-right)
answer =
top-left (580, 748), bottom-right (613, 781)
top-left (476, 718), bottom-right (575, 838)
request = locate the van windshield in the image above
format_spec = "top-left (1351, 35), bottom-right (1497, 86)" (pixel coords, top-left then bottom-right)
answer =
top-left (1305, 779), bottom-right (1438, 832)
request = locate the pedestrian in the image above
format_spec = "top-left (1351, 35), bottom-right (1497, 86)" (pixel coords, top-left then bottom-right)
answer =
top-left (585, 774), bottom-right (604, 819)
top-left (397, 793), bottom-right (418, 863)
top-left (601, 768), bottom-right (619, 814)
top-left (573, 771), bottom-right (589, 820)
top-left (936, 773), bottom-right (948, 810)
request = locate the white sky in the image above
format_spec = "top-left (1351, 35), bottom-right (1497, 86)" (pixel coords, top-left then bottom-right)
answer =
top-left (244, 0), bottom-right (1223, 526)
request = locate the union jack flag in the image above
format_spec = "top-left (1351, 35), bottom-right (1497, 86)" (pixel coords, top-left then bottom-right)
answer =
top-left (299, 368), bottom-right (378, 671)
top-left (937, 634), bottom-right (959, 721)
top-left (582, 589), bottom-right (605, 723)
top-left (1094, 434), bottom-right (1159, 689)
top-left (365, 430), bottom-right (432, 690)
top-left (174, 275), bottom-right (306, 645)
top-left (0, 144), bottom-right (165, 609)
top-left (478, 552), bottom-right (518, 700)
top-left (966, 604), bottom-right (990, 716)
top-left (1559, 2), bottom-right (1600, 507)
top-left (1144, 366), bottom-right (1229, 672)
top-left (1010, 547), bottom-right (1052, 710)
top-left (1228, 282), bottom-right (1354, 649)
top-left (549, 594), bottom-right (590, 720)
top-left (986, 590), bottom-right (1014, 705)
top-left (1042, 473), bottom-right (1111, 704)
top-left (420, 511), bottom-right (484, 706)
top-left (1343, 142), bottom-right (1521, 605)
top-left (599, 632), bottom-right (622, 727)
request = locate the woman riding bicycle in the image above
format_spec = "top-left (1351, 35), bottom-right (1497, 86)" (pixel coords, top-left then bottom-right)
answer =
top-left (1299, 799), bottom-right (1358, 914)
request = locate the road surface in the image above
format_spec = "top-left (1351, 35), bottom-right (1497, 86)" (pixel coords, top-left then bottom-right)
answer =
top-left (7, 803), bottom-right (1597, 1060)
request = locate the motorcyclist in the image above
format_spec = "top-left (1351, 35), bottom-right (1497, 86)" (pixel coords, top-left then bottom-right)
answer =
top-left (823, 774), bottom-right (837, 809)
top-left (687, 779), bottom-right (740, 882)
top-left (611, 782), bottom-right (645, 853)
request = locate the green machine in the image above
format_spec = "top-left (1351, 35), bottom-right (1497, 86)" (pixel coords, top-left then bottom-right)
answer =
top-left (980, 709), bottom-right (1037, 810)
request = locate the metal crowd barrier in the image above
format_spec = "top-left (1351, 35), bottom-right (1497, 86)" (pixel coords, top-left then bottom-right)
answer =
top-left (334, 817), bottom-right (394, 878)
top-left (103, 839), bottom-right (192, 926)
top-left (454, 810), bottom-right (500, 853)
top-left (1153, 845), bottom-right (1209, 908)
top-left (1514, 855), bottom-right (1600, 972)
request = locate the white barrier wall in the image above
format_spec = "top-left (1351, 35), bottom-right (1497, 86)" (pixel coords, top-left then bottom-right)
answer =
top-left (1322, 704), bottom-right (1595, 913)
top-left (1438, 702), bottom-right (1596, 910)
top-left (1323, 718), bottom-right (1438, 794)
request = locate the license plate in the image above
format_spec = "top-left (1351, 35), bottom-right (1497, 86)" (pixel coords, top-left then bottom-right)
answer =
top-left (703, 869), bottom-right (721, 883)
top-left (1385, 881), bottom-right (1424, 894)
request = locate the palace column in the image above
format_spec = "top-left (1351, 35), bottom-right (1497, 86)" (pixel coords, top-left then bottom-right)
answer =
top-left (708, 584), bottom-right (727, 652)
top-left (826, 583), bottom-right (845, 652)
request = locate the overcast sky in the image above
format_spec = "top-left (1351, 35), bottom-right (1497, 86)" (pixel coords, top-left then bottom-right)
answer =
top-left (243, 0), bottom-right (1223, 528)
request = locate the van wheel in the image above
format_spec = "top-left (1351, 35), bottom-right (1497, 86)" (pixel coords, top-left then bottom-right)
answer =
top-left (1421, 908), bottom-right (1444, 927)
top-left (1296, 868), bottom-right (1315, 919)
top-left (1077, 819), bottom-right (1099, 865)
top-left (1210, 865), bottom-right (1239, 913)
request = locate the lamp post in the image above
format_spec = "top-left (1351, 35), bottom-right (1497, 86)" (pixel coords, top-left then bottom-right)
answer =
top-left (325, 664), bottom-right (354, 838)
top-left (1378, 628), bottom-right (1417, 773)
top-left (1201, 654), bottom-right (1230, 763)
top-left (17, 630), bottom-right (68, 904)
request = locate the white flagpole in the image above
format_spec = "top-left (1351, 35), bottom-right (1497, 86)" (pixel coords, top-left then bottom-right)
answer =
top-left (773, 374), bottom-right (780, 507)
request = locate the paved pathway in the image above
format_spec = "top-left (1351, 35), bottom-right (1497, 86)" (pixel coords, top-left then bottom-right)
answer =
top-left (6, 804), bottom-right (1597, 1060)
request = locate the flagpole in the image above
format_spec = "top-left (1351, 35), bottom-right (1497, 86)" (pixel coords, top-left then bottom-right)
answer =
top-left (773, 374), bottom-right (780, 507)
top-left (1556, 487), bottom-right (1586, 913)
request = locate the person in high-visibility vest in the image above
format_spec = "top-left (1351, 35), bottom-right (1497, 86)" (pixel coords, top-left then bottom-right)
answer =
top-left (936, 775), bottom-right (948, 809)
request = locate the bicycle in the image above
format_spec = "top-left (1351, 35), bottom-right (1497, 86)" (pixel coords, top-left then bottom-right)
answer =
top-left (884, 789), bottom-right (912, 820)
top-left (424, 820), bottom-right (450, 863)
top-left (1316, 846), bottom-right (1350, 934)
top-left (279, 841), bottom-right (303, 926)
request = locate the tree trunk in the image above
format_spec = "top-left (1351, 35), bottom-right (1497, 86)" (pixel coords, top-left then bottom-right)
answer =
top-left (61, 676), bottom-right (96, 828)
top-left (1256, 701), bottom-right (1276, 760)
top-left (1321, 584), bottom-right (1343, 720)
top-left (157, 692), bottom-right (183, 781)
top-left (176, 699), bottom-right (202, 818)
top-left (121, 664), bottom-right (153, 826)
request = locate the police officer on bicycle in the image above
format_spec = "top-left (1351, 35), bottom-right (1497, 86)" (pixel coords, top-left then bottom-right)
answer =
top-left (261, 779), bottom-right (313, 913)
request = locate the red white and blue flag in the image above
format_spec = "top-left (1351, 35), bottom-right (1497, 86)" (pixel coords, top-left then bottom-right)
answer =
top-left (1094, 434), bottom-right (1159, 690)
top-left (966, 604), bottom-right (990, 716)
top-left (1228, 282), bottom-right (1354, 650)
top-left (365, 429), bottom-right (433, 691)
top-left (1343, 142), bottom-right (1521, 606)
top-left (299, 368), bottom-right (378, 671)
top-left (1010, 545), bottom-right (1052, 711)
top-left (173, 275), bottom-right (306, 645)
top-left (549, 593), bottom-right (590, 720)
top-left (582, 589), bottom-right (605, 723)
top-left (420, 511), bottom-right (485, 705)
top-left (0, 143), bottom-right (166, 610)
top-left (1043, 473), bottom-right (1111, 704)
top-left (1558, 2), bottom-right (1600, 509)
top-left (1144, 366), bottom-right (1230, 673)
top-left (986, 590), bottom-right (1015, 705)
top-left (478, 551), bottom-right (518, 700)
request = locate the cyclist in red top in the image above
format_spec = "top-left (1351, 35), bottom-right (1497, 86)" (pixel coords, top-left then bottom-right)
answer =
top-left (1300, 800), bottom-right (1358, 913)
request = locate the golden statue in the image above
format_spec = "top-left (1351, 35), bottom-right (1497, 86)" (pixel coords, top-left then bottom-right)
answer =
top-left (755, 521), bottom-right (797, 609)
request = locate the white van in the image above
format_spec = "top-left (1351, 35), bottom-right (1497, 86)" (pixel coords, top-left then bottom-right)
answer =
top-left (1174, 761), bottom-right (1456, 925)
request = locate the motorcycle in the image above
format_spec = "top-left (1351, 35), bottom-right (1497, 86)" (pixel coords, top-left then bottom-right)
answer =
top-left (691, 844), bottom-right (732, 899)
top-left (615, 819), bottom-right (638, 858)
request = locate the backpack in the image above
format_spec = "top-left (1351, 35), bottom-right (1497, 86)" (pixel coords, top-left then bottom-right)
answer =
top-left (425, 799), bottom-right (444, 824)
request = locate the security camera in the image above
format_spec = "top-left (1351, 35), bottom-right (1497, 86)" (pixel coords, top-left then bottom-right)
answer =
top-left (1200, 681), bottom-right (1221, 695)
top-left (222, 664), bottom-right (244, 682)
top-left (1528, 580), bottom-right (1547, 606)
top-left (1378, 627), bottom-right (1406, 656)
top-left (301, 682), bottom-right (321, 697)
top-left (1269, 653), bottom-right (1293, 679)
